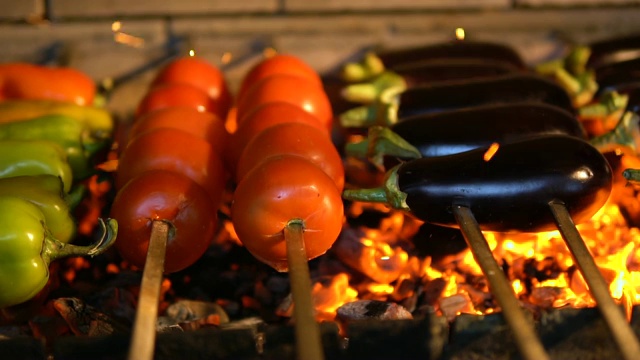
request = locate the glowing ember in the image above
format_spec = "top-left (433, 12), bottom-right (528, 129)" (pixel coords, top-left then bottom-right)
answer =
top-left (483, 142), bottom-right (500, 162)
top-left (455, 27), bottom-right (466, 41)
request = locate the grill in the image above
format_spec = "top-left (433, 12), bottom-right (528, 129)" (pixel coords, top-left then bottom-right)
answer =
top-left (2, 3), bottom-right (640, 360)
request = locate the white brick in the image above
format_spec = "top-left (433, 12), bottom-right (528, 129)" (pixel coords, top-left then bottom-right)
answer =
top-left (51, 0), bottom-right (278, 18)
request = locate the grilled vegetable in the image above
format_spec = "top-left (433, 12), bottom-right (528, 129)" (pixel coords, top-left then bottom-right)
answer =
top-left (0, 175), bottom-right (76, 243)
top-left (0, 196), bottom-right (117, 308)
top-left (346, 103), bottom-right (587, 168)
top-left (231, 155), bottom-right (344, 272)
top-left (237, 54), bottom-right (324, 103)
top-left (0, 114), bottom-right (100, 179)
top-left (151, 56), bottom-right (232, 119)
top-left (0, 140), bottom-right (73, 193)
top-left (136, 83), bottom-right (225, 120)
top-left (342, 59), bottom-right (520, 104)
top-left (0, 63), bottom-right (95, 106)
top-left (587, 33), bottom-right (640, 69)
top-left (110, 170), bottom-right (217, 274)
top-left (343, 135), bottom-right (612, 232)
top-left (340, 74), bottom-right (575, 128)
top-left (0, 100), bottom-right (113, 140)
top-left (342, 40), bottom-right (526, 82)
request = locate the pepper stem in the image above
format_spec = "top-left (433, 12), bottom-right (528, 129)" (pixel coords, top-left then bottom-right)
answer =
top-left (341, 71), bottom-right (407, 104)
top-left (341, 52), bottom-right (386, 83)
top-left (43, 218), bottom-right (118, 263)
top-left (590, 111), bottom-right (640, 152)
top-left (565, 45), bottom-right (592, 76)
top-left (342, 164), bottom-right (409, 210)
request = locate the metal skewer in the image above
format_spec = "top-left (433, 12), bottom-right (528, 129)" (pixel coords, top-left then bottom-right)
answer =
top-left (549, 201), bottom-right (640, 360)
top-left (127, 220), bottom-right (169, 360)
top-left (285, 221), bottom-right (325, 360)
top-left (453, 205), bottom-right (550, 360)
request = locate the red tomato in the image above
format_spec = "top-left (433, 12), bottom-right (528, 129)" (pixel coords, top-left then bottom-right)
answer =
top-left (136, 83), bottom-right (225, 120)
top-left (116, 128), bottom-right (226, 207)
top-left (231, 155), bottom-right (344, 272)
top-left (235, 74), bottom-right (333, 131)
top-left (237, 122), bottom-right (345, 191)
top-left (225, 102), bottom-right (329, 177)
top-left (152, 56), bottom-right (232, 117)
top-left (128, 106), bottom-right (229, 156)
top-left (237, 54), bottom-right (322, 102)
top-left (0, 63), bottom-right (95, 106)
top-left (111, 170), bottom-right (217, 273)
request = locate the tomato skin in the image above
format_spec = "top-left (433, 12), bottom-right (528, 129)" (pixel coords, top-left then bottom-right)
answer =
top-left (0, 63), bottom-right (95, 106)
top-left (128, 106), bottom-right (228, 156)
top-left (237, 122), bottom-right (344, 191)
top-left (235, 74), bottom-right (333, 131)
top-left (231, 155), bottom-right (344, 272)
top-left (116, 128), bottom-right (226, 207)
top-left (136, 83), bottom-right (225, 120)
top-left (226, 102), bottom-right (329, 176)
top-left (110, 170), bottom-right (217, 273)
top-left (152, 56), bottom-right (232, 117)
top-left (237, 54), bottom-right (322, 102)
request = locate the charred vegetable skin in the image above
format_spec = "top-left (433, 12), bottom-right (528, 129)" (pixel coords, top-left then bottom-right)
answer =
top-left (344, 135), bottom-right (612, 232)
top-left (394, 74), bottom-right (575, 119)
top-left (350, 103), bottom-right (586, 163)
top-left (375, 41), bottom-right (526, 70)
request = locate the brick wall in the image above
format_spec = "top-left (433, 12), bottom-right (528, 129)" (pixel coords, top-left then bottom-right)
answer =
top-left (0, 0), bottom-right (639, 116)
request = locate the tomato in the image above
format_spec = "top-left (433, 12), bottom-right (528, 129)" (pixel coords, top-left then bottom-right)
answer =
top-left (128, 106), bottom-right (229, 156)
top-left (237, 54), bottom-right (323, 102)
top-left (136, 83), bottom-right (225, 120)
top-left (225, 102), bottom-right (329, 176)
top-left (116, 128), bottom-right (226, 207)
top-left (235, 74), bottom-right (333, 131)
top-left (0, 63), bottom-right (95, 106)
top-left (110, 170), bottom-right (217, 273)
top-left (237, 122), bottom-right (345, 191)
top-left (231, 155), bottom-right (344, 272)
top-left (151, 56), bottom-right (232, 117)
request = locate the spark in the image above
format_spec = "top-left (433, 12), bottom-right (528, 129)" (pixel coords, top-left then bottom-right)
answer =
top-left (483, 142), bottom-right (500, 162)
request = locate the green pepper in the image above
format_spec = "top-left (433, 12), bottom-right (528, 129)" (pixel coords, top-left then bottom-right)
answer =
top-left (0, 115), bottom-right (101, 180)
top-left (0, 140), bottom-right (73, 193)
top-left (0, 196), bottom-right (118, 308)
top-left (0, 175), bottom-right (76, 243)
top-left (0, 100), bottom-right (113, 141)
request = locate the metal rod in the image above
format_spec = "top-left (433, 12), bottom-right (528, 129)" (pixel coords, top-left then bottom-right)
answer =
top-left (453, 205), bottom-right (550, 360)
top-left (285, 221), bottom-right (325, 360)
top-left (549, 201), bottom-right (640, 360)
top-left (127, 220), bottom-right (169, 360)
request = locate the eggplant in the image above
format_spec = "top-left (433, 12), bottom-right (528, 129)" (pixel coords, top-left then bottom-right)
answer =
top-left (340, 73), bottom-right (575, 128)
top-left (345, 102), bottom-right (587, 168)
top-left (343, 135), bottom-right (612, 233)
top-left (375, 40), bottom-right (526, 71)
top-left (594, 57), bottom-right (640, 95)
top-left (342, 59), bottom-right (520, 104)
top-left (588, 33), bottom-right (640, 69)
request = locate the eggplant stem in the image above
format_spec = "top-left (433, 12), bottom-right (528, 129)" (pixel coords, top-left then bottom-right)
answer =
top-left (341, 52), bottom-right (386, 83)
top-left (341, 72), bottom-right (406, 104)
top-left (344, 139), bottom-right (370, 159)
top-left (339, 101), bottom-right (398, 128)
top-left (367, 126), bottom-right (422, 170)
top-left (342, 165), bottom-right (409, 210)
top-left (623, 168), bottom-right (640, 185)
top-left (590, 111), bottom-right (640, 152)
top-left (45, 218), bottom-right (118, 263)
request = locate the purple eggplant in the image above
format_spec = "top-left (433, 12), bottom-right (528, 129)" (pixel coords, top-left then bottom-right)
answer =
top-left (340, 74), bottom-right (575, 128)
top-left (343, 135), bottom-right (612, 233)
